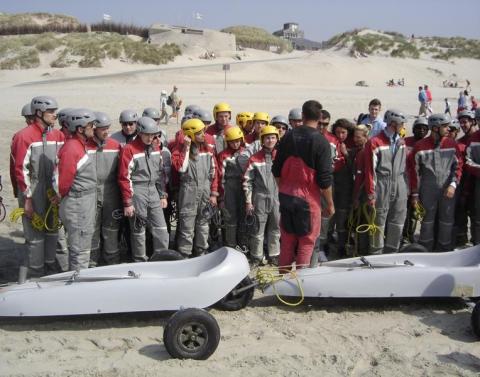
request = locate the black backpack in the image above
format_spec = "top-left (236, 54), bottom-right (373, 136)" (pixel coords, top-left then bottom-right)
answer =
top-left (166, 95), bottom-right (173, 106)
top-left (356, 113), bottom-right (368, 125)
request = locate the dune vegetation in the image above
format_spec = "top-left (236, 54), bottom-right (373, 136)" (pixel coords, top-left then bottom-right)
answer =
top-left (221, 25), bottom-right (293, 53)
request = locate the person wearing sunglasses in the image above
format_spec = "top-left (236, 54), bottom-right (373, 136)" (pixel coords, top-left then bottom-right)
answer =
top-left (118, 117), bottom-right (170, 262)
top-left (111, 109), bottom-right (138, 146)
top-left (271, 115), bottom-right (290, 139)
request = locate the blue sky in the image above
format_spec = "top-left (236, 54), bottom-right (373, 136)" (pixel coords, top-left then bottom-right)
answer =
top-left (2, 0), bottom-right (479, 41)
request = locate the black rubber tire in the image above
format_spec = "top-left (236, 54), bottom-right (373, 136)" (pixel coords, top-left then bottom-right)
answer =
top-left (215, 276), bottom-right (254, 311)
top-left (399, 243), bottom-right (428, 253)
top-left (149, 249), bottom-right (184, 261)
top-left (0, 203), bottom-right (5, 222)
top-left (471, 303), bottom-right (480, 339)
top-left (163, 308), bottom-right (220, 360)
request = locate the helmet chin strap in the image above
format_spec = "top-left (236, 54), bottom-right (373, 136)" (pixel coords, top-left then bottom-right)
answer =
top-left (37, 113), bottom-right (52, 132)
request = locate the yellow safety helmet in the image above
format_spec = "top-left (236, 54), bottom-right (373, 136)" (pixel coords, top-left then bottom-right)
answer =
top-left (259, 125), bottom-right (279, 141)
top-left (224, 126), bottom-right (244, 142)
top-left (253, 112), bottom-right (270, 124)
top-left (182, 118), bottom-right (205, 140)
top-left (213, 102), bottom-right (232, 119)
top-left (236, 111), bottom-right (254, 128)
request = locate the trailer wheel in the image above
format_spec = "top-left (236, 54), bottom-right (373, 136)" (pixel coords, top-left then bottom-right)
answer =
top-left (471, 303), bottom-right (480, 339)
top-left (399, 243), bottom-right (428, 253)
top-left (149, 249), bottom-right (184, 261)
top-left (163, 308), bottom-right (220, 360)
top-left (215, 276), bottom-right (254, 311)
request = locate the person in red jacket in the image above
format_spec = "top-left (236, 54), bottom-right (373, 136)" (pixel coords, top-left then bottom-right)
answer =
top-left (351, 124), bottom-right (370, 254)
top-left (205, 102), bottom-right (232, 154)
top-left (402, 117), bottom-right (428, 243)
top-left (454, 110), bottom-right (478, 246)
top-left (331, 118), bottom-right (355, 258)
top-left (55, 108), bottom-right (97, 271)
top-left (217, 126), bottom-right (246, 248)
top-left (273, 100), bottom-right (334, 268)
top-left (244, 125), bottom-right (281, 265)
top-left (364, 109), bottom-right (408, 254)
top-left (10, 96), bottom-right (65, 277)
top-left (465, 129), bottom-right (480, 244)
top-left (171, 118), bottom-right (219, 257)
top-left (408, 113), bottom-right (463, 252)
top-left (86, 112), bottom-right (122, 266)
top-left (314, 109), bottom-right (345, 261)
top-left (118, 117), bottom-right (170, 262)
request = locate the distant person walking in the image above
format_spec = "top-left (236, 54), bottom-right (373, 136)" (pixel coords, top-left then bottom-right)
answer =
top-left (444, 98), bottom-right (451, 116)
top-left (159, 90), bottom-right (169, 125)
top-left (418, 86), bottom-right (427, 117)
top-left (458, 90), bottom-right (468, 113)
top-left (169, 86), bottom-right (181, 123)
top-left (424, 85), bottom-right (433, 114)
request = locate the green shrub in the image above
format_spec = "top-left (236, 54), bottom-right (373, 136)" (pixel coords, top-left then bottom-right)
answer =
top-left (0, 49), bottom-right (40, 69)
top-left (36, 38), bottom-right (57, 52)
top-left (222, 25), bottom-right (292, 53)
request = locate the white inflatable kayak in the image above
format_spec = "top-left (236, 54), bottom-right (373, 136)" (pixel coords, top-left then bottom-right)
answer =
top-left (0, 247), bottom-right (250, 317)
top-left (263, 245), bottom-right (480, 299)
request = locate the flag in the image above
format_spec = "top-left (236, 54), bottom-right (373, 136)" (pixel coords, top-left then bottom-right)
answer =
top-left (103, 14), bottom-right (112, 21)
top-left (194, 12), bottom-right (203, 20)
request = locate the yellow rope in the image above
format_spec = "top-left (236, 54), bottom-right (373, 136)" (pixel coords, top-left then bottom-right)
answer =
top-left (355, 203), bottom-right (383, 237)
top-left (347, 206), bottom-right (362, 257)
top-left (44, 189), bottom-right (62, 231)
top-left (9, 208), bottom-right (45, 231)
top-left (412, 202), bottom-right (426, 221)
top-left (256, 266), bottom-right (304, 306)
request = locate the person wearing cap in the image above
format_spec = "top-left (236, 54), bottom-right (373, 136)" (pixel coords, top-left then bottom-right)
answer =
top-left (171, 118), bottom-right (219, 257)
top-left (118, 117), bottom-right (170, 262)
top-left (159, 90), bottom-right (169, 125)
top-left (407, 113), bottom-right (463, 252)
top-left (10, 96), bottom-right (65, 277)
top-left (364, 109), bottom-right (408, 254)
top-left (169, 85), bottom-right (181, 121)
top-left (453, 110), bottom-right (478, 246)
top-left (86, 112), bottom-right (122, 266)
top-left (243, 125), bottom-right (281, 266)
top-left (55, 108), bottom-right (97, 271)
top-left (111, 109), bottom-right (139, 146)
top-left (402, 117), bottom-right (429, 244)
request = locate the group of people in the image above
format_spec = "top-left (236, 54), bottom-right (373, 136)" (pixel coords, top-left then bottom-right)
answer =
top-left (7, 94), bottom-right (480, 278)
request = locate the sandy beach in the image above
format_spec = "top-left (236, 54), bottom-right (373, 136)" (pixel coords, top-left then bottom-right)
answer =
top-left (1, 48), bottom-right (480, 376)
